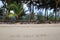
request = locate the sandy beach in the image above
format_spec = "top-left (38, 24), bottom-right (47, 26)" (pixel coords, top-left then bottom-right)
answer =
top-left (0, 24), bottom-right (60, 40)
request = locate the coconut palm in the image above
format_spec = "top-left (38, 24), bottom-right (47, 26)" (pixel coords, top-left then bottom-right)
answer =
top-left (7, 1), bottom-right (25, 21)
top-left (1, 0), bottom-right (25, 21)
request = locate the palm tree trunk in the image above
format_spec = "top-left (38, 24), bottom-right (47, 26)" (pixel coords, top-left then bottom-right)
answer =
top-left (45, 8), bottom-right (47, 21)
top-left (55, 2), bottom-right (58, 23)
top-left (30, 1), bottom-right (34, 22)
top-left (47, 9), bottom-right (48, 21)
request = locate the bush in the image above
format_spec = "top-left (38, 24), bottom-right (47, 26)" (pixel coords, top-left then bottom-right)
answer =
top-left (7, 13), bottom-right (17, 22)
top-left (48, 13), bottom-right (55, 21)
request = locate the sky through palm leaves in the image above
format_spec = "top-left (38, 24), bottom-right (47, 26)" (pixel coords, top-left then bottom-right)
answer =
top-left (0, 0), bottom-right (55, 16)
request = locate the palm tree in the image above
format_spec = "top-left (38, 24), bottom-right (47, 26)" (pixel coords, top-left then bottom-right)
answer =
top-left (7, 1), bottom-right (25, 21)
top-left (49, 0), bottom-right (60, 23)
top-left (55, 0), bottom-right (60, 23)
top-left (1, 0), bottom-right (25, 21)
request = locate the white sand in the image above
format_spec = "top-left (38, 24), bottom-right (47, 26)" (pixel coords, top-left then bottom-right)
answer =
top-left (0, 24), bottom-right (60, 40)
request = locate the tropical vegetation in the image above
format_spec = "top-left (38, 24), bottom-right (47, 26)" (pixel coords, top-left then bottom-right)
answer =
top-left (0, 0), bottom-right (60, 23)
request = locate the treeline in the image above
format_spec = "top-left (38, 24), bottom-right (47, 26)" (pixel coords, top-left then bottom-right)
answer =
top-left (0, 0), bottom-right (60, 23)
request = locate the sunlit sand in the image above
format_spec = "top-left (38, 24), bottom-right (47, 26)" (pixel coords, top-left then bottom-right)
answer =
top-left (0, 24), bottom-right (60, 40)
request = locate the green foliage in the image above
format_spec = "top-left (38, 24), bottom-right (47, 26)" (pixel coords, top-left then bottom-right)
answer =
top-left (48, 13), bottom-right (55, 21)
top-left (57, 16), bottom-right (60, 21)
top-left (37, 13), bottom-right (44, 21)
top-left (34, 15), bottom-right (38, 21)
top-left (21, 15), bottom-right (30, 21)
top-left (8, 2), bottom-right (24, 18)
